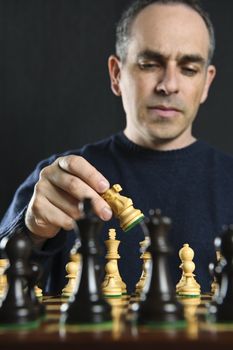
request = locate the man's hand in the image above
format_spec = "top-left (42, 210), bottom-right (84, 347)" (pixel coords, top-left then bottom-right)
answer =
top-left (25, 155), bottom-right (112, 239)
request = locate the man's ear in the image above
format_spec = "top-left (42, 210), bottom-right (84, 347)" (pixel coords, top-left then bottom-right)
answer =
top-left (108, 55), bottom-right (122, 96)
top-left (200, 65), bottom-right (216, 104)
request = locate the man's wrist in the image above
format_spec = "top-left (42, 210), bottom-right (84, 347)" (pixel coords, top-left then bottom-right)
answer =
top-left (26, 229), bottom-right (47, 249)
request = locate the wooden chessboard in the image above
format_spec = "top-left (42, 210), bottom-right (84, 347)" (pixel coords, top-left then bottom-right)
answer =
top-left (0, 294), bottom-right (232, 350)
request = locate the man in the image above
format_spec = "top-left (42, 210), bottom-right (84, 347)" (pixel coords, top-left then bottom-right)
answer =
top-left (1, 0), bottom-right (232, 295)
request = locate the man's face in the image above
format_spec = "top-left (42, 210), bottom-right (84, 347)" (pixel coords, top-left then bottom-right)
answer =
top-left (109, 4), bottom-right (216, 149)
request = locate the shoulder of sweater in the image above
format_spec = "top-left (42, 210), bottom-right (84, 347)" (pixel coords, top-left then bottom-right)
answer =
top-left (32, 137), bottom-right (233, 172)
top-left (209, 144), bottom-right (233, 165)
top-left (32, 134), bottom-right (118, 170)
top-left (204, 143), bottom-right (233, 177)
top-left (78, 134), bottom-right (116, 154)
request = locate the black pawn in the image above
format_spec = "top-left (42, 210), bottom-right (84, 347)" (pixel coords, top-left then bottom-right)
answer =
top-left (62, 199), bottom-right (112, 324)
top-left (209, 226), bottom-right (233, 322)
top-left (137, 209), bottom-right (184, 325)
top-left (0, 229), bottom-right (40, 326)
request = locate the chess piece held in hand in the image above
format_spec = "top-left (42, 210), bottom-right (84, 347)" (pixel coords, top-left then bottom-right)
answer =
top-left (101, 184), bottom-right (144, 231)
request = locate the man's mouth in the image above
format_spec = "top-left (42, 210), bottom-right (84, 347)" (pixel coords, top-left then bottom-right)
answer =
top-left (148, 105), bottom-right (181, 118)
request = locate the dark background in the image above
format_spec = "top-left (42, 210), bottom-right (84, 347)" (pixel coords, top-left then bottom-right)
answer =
top-left (1, 0), bottom-right (233, 219)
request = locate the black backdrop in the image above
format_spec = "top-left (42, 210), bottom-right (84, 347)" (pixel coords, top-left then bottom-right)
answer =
top-left (1, 0), bottom-right (233, 218)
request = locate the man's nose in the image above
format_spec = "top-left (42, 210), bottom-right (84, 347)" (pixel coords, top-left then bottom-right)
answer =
top-left (155, 65), bottom-right (179, 95)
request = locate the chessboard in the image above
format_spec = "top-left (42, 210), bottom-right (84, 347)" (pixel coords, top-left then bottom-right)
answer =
top-left (0, 294), bottom-right (232, 350)
top-left (0, 203), bottom-right (233, 350)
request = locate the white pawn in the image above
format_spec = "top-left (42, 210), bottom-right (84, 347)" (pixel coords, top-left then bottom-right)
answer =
top-left (62, 253), bottom-right (81, 297)
top-left (34, 285), bottom-right (43, 298)
top-left (176, 243), bottom-right (195, 292)
top-left (135, 237), bottom-right (151, 296)
top-left (176, 245), bottom-right (188, 293)
top-left (177, 243), bottom-right (201, 297)
top-left (0, 259), bottom-right (8, 298)
top-left (102, 260), bottom-right (122, 297)
top-left (210, 250), bottom-right (222, 296)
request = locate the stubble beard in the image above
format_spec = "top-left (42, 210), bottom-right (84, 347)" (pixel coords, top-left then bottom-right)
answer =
top-left (138, 110), bottom-right (193, 147)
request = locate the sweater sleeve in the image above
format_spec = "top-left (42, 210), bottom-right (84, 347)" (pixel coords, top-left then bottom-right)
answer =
top-left (0, 154), bottom-right (67, 255)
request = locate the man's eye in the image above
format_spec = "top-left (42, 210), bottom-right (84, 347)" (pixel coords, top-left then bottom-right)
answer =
top-left (138, 62), bottom-right (160, 70)
top-left (182, 67), bottom-right (198, 76)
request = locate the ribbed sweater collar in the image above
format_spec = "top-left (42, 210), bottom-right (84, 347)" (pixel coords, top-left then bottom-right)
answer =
top-left (114, 131), bottom-right (207, 160)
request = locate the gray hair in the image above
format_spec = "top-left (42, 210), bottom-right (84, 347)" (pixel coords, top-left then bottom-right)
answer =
top-left (116, 0), bottom-right (215, 64)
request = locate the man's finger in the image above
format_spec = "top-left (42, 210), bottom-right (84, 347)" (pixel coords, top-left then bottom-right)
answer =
top-left (57, 155), bottom-right (110, 193)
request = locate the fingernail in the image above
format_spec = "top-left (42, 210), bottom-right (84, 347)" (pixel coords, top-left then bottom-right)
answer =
top-left (98, 180), bottom-right (110, 193)
top-left (101, 207), bottom-right (112, 221)
top-left (58, 157), bottom-right (66, 169)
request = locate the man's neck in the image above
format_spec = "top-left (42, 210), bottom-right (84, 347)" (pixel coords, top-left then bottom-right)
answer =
top-left (124, 129), bottom-right (196, 151)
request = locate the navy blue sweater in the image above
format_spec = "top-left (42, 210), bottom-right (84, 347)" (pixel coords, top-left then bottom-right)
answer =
top-left (1, 132), bottom-right (233, 294)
